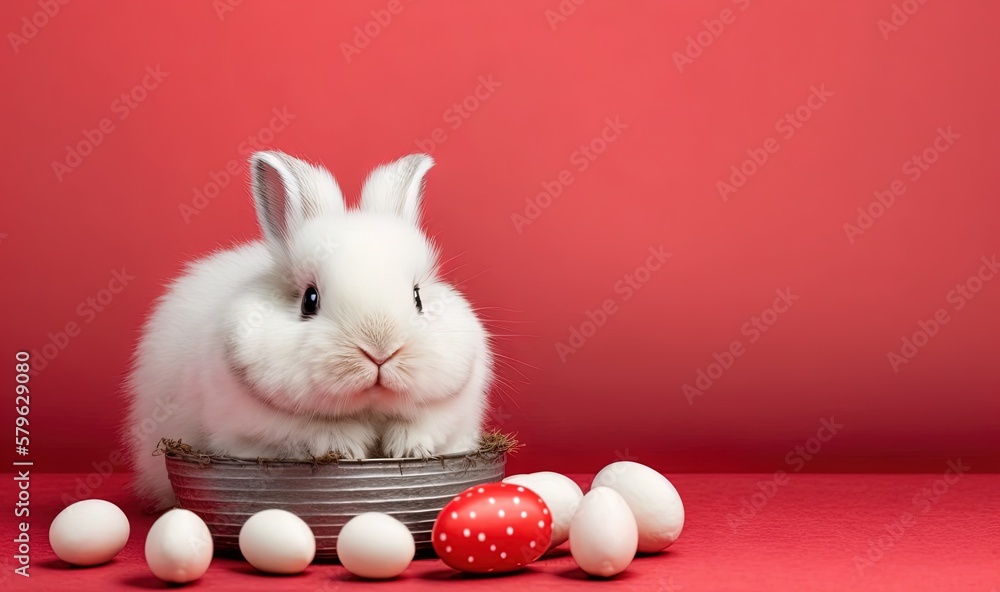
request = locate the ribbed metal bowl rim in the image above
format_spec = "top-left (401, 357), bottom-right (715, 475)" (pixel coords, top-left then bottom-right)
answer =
top-left (164, 449), bottom-right (506, 466)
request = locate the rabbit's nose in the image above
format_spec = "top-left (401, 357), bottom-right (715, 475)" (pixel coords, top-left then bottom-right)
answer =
top-left (359, 346), bottom-right (400, 366)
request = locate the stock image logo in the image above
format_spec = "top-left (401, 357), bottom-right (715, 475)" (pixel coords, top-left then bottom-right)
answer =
top-left (3, 2), bottom-right (997, 589)
top-left (886, 255), bottom-right (997, 372)
top-left (682, 288), bottom-right (798, 404)
top-left (554, 246), bottom-right (671, 362)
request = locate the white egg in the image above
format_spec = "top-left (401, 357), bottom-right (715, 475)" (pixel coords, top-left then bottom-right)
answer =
top-left (239, 509), bottom-right (315, 574)
top-left (336, 512), bottom-right (414, 579)
top-left (49, 499), bottom-right (130, 566)
top-left (592, 461), bottom-right (684, 552)
top-left (144, 508), bottom-right (214, 583)
top-left (503, 472), bottom-right (583, 548)
top-left (569, 486), bottom-right (637, 577)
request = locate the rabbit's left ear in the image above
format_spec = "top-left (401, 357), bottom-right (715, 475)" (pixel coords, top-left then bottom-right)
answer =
top-left (360, 154), bottom-right (434, 224)
top-left (250, 151), bottom-right (344, 246)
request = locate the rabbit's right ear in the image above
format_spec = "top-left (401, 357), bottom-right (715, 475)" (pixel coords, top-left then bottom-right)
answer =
top-left (250, 151), bottom-right (344, 246)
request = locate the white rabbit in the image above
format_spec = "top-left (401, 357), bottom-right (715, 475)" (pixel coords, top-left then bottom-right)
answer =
top-left (125, 151), bottom-right (493, 509)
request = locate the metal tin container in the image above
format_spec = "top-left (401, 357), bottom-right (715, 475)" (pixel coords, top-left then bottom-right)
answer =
top-left (164, 449), bottom-right (507, 559)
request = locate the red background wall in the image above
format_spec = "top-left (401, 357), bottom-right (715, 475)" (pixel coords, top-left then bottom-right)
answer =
top-left (2, 1), bottom-right (998, 476)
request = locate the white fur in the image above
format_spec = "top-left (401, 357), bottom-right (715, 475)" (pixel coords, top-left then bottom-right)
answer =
top-left (125, 152), bottom-right (492, 509)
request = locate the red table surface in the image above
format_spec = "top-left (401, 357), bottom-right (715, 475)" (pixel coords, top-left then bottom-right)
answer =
top-left (5, 472), bottom-right (998, 591)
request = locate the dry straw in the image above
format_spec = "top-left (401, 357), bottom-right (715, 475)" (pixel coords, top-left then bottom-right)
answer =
top-left (156, 429), bottom-right (519, 468)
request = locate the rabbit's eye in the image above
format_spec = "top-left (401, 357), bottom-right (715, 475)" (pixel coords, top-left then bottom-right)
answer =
top-left (413, 286), bottom-right (423, 314)
top-left (301, 285), bottom-right (320, 317)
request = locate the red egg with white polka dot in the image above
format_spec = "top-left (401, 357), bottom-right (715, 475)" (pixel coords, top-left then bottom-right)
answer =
top-left (432, 482), bottom-right (552, 573)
